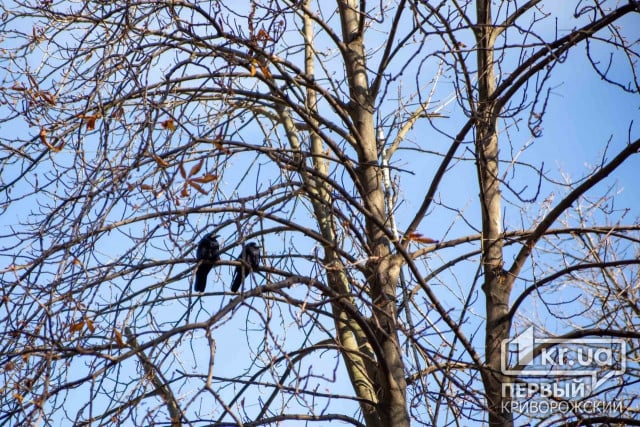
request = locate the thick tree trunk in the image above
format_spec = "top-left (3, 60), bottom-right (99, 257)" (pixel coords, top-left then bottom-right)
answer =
top-left (279, 5), bottom-right (385, 426)
top-left (475, 1), bottom-right (513, 426)
top-left (337, 1), bottom-right (410, 425)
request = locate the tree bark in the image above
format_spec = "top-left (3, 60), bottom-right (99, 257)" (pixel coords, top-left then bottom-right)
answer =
top-left (277, 5), bottom-right (384, 425)
top-left (338, 1), bottom-right (410, 425)
top-left (475, 1), bottom-right (513, 425)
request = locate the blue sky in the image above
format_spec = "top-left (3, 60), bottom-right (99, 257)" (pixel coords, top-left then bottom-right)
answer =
top-left (1, 1), bottom-right (639, 425)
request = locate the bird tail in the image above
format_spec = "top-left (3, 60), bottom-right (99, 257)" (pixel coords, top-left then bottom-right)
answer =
top-left (230, 269), bottom-right (243, 292)
top-left (194, 263), bottom-right (212, 292)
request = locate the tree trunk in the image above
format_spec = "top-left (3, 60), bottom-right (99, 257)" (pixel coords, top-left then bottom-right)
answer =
top-left (475, 1), bottom-right (513, 425)
top-left (338, 1), bottom-right (410, 425)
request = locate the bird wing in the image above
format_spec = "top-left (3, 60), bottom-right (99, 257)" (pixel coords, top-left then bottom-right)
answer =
top-left (196, 239), bottom-right (206, 260)
top-left (210, 238), bottom-right (221, 261)
top-left (248, 245), bottom-right (261, 270)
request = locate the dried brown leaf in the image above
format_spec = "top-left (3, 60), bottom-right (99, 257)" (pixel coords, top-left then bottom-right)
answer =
top-left (259, 63), bottom-right (272, 79)
top-left (405, 232), bottom-right (439, 244)
top-left (78, 114), bottom-right (99, 131)
top-left (38, 128), bottom-right (65, 152)
top-left (161, 118), bottom-right (176, 131)
top-left (110, 106), bottom-right (124, 120)
top-left (39, 91), bottom-right (56, 105)
top-left (212, 137), bottom-right (231, 154)
top-left (70, 321), bottom-right (85, 334)
top-left (256, 28), bottom-right (271, 41)
top-left (188, 158), bottom-right (204, 177)
top-left (38, 127), bottom-right (48, 146)
top-left (85, 318), bottom-right (95, 333)
top-left (114, 329), bottom-right (125, 348)
top-left (152, 154), bottom-right (170, 168)
top-left (188, 180), bottom-right (208, 195)
top-left (191, 174), bottom-right (218, 184)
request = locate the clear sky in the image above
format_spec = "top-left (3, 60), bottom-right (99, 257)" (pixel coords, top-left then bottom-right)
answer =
top-left (1, 1), bottom-right (638, 425)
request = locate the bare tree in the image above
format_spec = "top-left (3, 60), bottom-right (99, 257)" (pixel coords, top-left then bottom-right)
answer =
top-left (1, 1), bottom-right (639, 426)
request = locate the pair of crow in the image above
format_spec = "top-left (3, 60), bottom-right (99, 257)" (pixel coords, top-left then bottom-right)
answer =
top-left (194, 233), bottom-right (261, 293)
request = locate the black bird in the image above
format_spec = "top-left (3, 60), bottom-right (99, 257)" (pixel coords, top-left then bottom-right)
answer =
top-left (231, 242), bottom-right (261, 292)
top-left (194, 233), bottom-right (221, 292)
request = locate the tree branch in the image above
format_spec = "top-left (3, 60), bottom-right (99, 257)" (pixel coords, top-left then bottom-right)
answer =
top-left (507, 138), bottom-right (640, 284)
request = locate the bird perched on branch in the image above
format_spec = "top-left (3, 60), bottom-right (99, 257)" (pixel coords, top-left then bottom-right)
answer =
top-left (194, 232), bottom-right (221, 292)
top-left (231, 242), bottom-right (261, 292)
